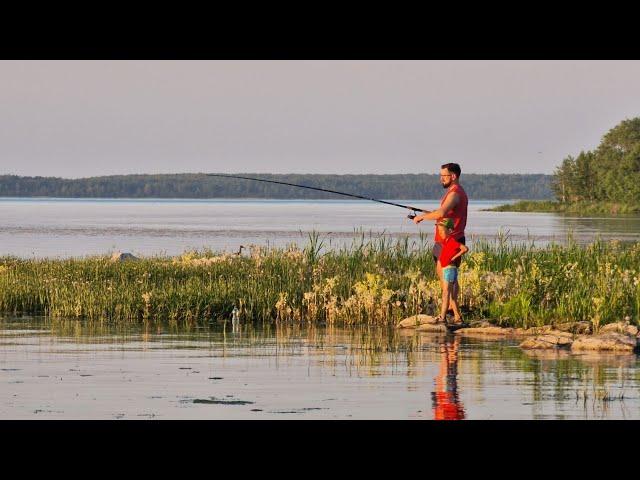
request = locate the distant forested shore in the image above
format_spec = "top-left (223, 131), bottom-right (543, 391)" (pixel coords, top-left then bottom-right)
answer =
top-left (489, 200), bottom-right (640, 214)
top-left (0, 173), bottom-right (552, 200)
top-left (492, 117), bottom-right (640, 214)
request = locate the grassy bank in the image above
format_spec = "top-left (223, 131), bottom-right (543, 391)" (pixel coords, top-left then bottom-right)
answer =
top-left (489, 200), bottom-right (640, 214)
top-left (1, 234), bottom-right (639, 328)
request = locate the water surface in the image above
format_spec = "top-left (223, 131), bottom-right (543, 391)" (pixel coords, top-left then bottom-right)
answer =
top-left (1, 317), bottom-right (638, 419)
top-left (3, 198), bottom-right (640, 258)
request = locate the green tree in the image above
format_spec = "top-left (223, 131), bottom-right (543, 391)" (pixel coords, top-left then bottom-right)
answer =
top-left (552, 117), bottom-right (640, 205)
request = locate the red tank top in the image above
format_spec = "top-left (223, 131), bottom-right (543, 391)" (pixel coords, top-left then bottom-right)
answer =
top-left (435, 184), bottom-right (468, 243)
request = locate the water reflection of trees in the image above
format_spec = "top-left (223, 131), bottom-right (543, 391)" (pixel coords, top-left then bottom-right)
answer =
top-left (563, 216), bottom-right (640, 240)
top-left (4, 316), bottom-right (639, 419)
top-left (520, 350), bottom-right (636, 419)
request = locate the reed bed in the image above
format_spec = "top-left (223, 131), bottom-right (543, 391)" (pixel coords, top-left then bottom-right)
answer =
top-left (1, 233), bottom-right (639, 328)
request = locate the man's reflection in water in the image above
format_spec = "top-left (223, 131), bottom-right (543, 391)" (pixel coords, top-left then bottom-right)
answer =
top-left (431, 336), bottom-right (465, 420)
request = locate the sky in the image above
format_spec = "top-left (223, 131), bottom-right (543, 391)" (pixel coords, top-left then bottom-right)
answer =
top-left (1, 60), bottom-right (639, 178)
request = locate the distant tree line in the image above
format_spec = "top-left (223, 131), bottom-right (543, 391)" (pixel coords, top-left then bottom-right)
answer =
top-left (0, 173), bottom-right (553, 200)
top-left (552, 117), bottom-right (640, 204)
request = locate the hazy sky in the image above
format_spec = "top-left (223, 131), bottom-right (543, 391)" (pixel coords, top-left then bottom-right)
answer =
top-left (1, 60), bottom-right (639, 178)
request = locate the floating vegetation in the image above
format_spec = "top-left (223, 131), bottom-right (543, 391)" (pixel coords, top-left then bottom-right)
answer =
top-left (1, 235), bottom-right (639, 328)
top-left (190, 398), bottom-right (254, 405)
top-left (576, 389), bottom-right (625, 403)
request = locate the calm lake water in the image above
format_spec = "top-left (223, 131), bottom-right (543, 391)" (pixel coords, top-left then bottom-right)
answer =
top-left (3, 198), bottom-right (640, 420)
top-left (2, 198), bottom-right (640, 258)
top-left (1, 317), bottom-right (639, 420)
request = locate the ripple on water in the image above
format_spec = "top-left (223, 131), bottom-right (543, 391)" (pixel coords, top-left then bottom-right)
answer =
top-left (2, 318), bottom-right (640, 419)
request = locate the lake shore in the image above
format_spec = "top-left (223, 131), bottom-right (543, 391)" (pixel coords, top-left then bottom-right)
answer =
top-left (488, 200), bottom-right (640, 214)
top-left (2, 237), bottom-right (639, 329)
top-left (397, 316), bottom-right (639, 353)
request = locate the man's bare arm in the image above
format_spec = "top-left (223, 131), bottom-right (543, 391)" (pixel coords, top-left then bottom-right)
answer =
top-left (412, 192), bottom-right (459, 223)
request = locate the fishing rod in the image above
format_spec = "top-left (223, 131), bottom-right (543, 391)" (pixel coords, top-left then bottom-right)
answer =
top-left (206, 174), bottom-right (428, 218)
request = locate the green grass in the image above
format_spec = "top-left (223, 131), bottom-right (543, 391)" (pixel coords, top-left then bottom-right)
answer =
top-left (1, 234), bottom-right (639, 328)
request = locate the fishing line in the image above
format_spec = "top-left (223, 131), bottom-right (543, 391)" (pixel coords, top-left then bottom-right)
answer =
top-left (206, 174), bottom-right (427, 217)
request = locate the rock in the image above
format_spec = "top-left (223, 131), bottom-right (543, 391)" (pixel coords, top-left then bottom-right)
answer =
top-left (599, 321), bottom-right (628, 334)
top-left (575, 322), bottom-right (594, 335)
top-left (468, 320), bottom-right (494, 328)
top-left (396, 314), bottom-right (440, 329)
top-left (516, 325), bottom-right (554, 336)
top-left (552, 321), bottom-right (572, 332)
top-left (571, 333), bottom-right (638, 353)
top-left (454, 326), bottom-right (515, 336)
top-left (110, 252), bottom-right (139, 262)
top-left (598, 321), bottom-right (639, 337)
top-left (552, 321), bottom-right (592, 335)
top-left (415, 323), bottom-right (448, 333)
top-left (519, 331), bottom-right (574, 349)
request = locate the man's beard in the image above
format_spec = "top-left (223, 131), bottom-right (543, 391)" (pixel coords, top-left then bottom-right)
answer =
top-left (441, 181), bottom-right (451, 189)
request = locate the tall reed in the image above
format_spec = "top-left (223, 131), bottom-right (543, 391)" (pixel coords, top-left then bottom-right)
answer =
top-left (1, 235), bottom-right (639, 328)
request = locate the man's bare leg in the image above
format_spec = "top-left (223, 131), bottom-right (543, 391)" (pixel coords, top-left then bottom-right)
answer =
top-left (435, 261), bottom-right (445, 320)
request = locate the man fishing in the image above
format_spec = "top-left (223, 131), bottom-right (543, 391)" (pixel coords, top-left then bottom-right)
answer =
top-left (411, 163), bottom-right (469, 325)
top-left (207, 169), bottom-right (468, 311)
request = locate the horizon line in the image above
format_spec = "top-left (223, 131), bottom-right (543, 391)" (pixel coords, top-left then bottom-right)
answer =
top-left (0, 172), bottom-right (553, 179)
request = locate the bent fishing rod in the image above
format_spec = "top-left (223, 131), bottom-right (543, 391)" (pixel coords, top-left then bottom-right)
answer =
top-left (206, 174), bottom-right (428, 218)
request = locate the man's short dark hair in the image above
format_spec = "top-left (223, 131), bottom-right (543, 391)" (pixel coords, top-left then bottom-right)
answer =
top-left (441, 163), bottom-right (461, 177)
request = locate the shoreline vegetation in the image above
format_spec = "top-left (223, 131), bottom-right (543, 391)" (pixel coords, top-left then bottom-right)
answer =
top-left (491, 117), bottom-right (640, 215)
top-left (0, 173), bottom-right (552, 200)
top-left (1, 233), bottom-right (639, 332)
top-left (488, 200), bottom-right (640, 214)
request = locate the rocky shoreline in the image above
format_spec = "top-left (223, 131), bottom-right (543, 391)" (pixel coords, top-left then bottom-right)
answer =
top-left (396, 315), bottom-right (640, 353)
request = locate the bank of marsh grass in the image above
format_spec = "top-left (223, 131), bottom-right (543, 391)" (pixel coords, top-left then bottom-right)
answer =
top-left (1, 233), bottom-right (639, 328)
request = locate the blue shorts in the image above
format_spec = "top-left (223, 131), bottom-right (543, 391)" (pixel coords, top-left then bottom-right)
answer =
top-left (443, 266), bottom-right (458, 283)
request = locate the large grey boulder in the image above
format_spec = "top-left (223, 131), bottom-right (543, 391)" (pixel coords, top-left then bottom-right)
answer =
top-left (110, 252), bottom-right (139, 262)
